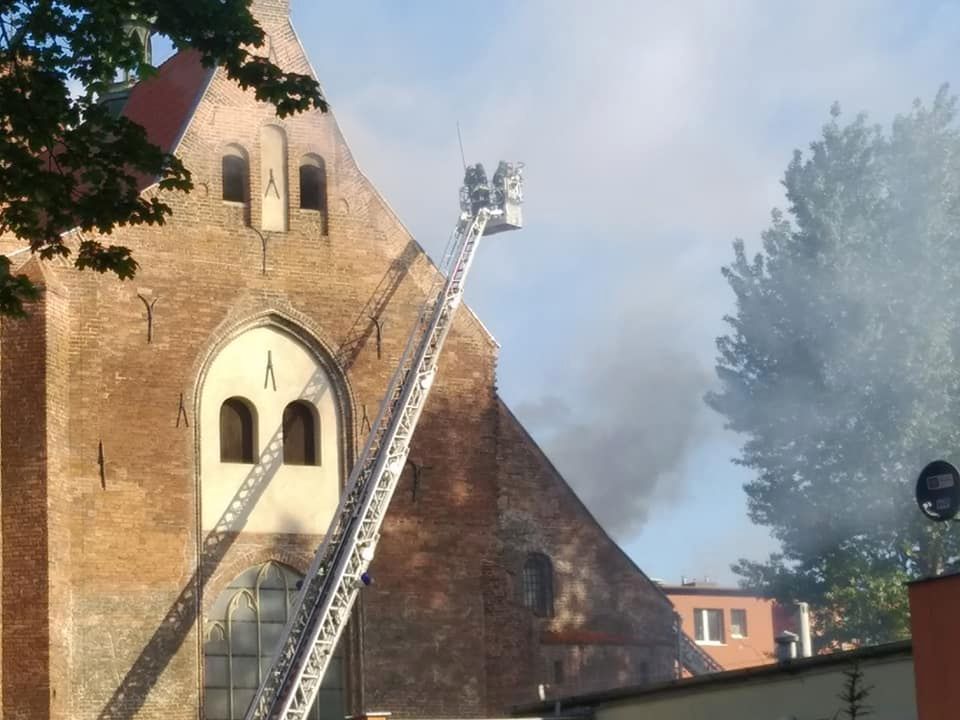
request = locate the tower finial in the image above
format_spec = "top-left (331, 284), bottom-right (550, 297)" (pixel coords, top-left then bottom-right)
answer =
top-left (98, 16), bottom-right (155, 116)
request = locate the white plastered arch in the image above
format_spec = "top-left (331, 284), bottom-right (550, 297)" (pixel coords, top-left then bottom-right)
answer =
top-left (198, 322), bottom-right (342, 534)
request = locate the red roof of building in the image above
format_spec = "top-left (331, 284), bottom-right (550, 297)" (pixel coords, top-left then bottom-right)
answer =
top-left (121, 49), bottom-right (213, 188)
top-left (661, 584), bottom-right (771, 598)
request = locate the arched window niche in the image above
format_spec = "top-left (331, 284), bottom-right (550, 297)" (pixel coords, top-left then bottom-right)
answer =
top-left (283, 400), bottom-right (319, 466)
top-left (222, 145), bottom-right (249, 204)
top-left (220, 397), bottom-right (257, 464)
top-left (299, 154), bottom-right (328, 235)
top-left (260, 125), bottom-right (288, 232)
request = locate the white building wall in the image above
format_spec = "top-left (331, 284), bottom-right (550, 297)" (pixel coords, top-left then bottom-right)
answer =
top-left (596, 654), bottom-right (915, 720)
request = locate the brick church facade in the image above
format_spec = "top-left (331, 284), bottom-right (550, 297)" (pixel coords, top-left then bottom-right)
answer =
top-left (0, 2), bottom-right (678, 718)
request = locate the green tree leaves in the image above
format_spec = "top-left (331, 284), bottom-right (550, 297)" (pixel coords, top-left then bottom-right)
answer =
top-left (709, 85), bottom-right (960, 649)
top-left (0, 1), bottom-right (325, 316)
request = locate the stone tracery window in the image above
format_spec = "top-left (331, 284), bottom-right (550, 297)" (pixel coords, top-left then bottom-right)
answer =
top-left (204, 561), bottom-right (345, 720)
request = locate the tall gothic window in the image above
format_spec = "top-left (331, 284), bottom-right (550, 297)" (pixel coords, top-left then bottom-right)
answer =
top-left (222, 145), bottom-right (249, 203)
top-left (282, 401), bottom-right (318, 466)
top-left (522, 553), bottom-right (554, 618)
top-left (204, 561), bottom-right (345, 720)
top-left (220, 397), bottom-right (256, 463)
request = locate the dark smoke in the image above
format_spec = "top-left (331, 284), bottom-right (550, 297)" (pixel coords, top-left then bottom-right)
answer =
top-left (515, 313), bottom-right (712, 536)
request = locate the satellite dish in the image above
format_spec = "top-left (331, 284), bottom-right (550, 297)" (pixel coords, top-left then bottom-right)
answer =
top-left (916, 460), bottom-right (960, 522)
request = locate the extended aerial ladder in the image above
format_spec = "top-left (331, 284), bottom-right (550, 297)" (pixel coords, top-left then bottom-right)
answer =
top-left (245, 162), bottom-right (525, 720)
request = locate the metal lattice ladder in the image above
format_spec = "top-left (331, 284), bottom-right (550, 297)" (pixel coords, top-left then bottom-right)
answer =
top-left (244, 162), bottom-right (524, 720)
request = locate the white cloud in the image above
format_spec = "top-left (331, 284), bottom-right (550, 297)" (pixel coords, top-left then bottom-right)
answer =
top-left (310, 0), bottom-right (960, 542)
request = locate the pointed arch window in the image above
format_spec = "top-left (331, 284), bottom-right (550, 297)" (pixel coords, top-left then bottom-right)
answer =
top-left (204, 561), bottom-right (345, 720)
top-left (283, 401), bottom-right (318, 466)
top-left (220, 397), bottom-right (256, 463)
top-left (299, 155), bottom-right (327, 233)
top-left (522, 552), bottom-right (554, 618)
top-left (223, 145), bottom-right (249, 203)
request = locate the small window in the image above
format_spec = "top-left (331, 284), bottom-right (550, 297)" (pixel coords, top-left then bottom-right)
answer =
top-left (522, 553), bottom-right (554, 618)
top-left (299, 155), bottom-right (327, 214)
top-left (222, 146), bottom-right (248, 203)
top-left (731, 608), bottom-right (748, 638)
top-left (694, 608), bottom-right (725, 644)
top-left (283, 401), bottom-right (318, 466)
top-left (553, 659), bottom-right (564, 685)
top-left (220, 397), bottom-right (256, 463)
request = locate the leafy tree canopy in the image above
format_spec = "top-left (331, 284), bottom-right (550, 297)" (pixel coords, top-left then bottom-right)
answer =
top-left (708, 85), bottom-right (960, 649)
top-left (0, 0), bottom-right (326, 316)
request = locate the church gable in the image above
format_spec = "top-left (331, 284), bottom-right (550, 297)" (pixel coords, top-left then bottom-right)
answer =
top-left (486, 399), bottom-right (677, 706)
top-left (0, 2), bottom-right (679, 717)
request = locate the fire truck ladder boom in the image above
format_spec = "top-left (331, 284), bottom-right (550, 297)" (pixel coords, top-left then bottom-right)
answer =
top-left (245, 162), bottom-right (524, 720)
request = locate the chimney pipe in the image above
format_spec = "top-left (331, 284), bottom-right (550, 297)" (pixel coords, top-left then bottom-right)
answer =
top-left (775, 631), bottom-right (799, 663)
top-left (796, 602), bottom-right (812, 658)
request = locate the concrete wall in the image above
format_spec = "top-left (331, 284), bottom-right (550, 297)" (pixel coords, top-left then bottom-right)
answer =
top-left (594, 652), bottom-right (915, 720)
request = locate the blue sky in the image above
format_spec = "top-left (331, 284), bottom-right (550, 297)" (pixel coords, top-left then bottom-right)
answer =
top-left (284, 0), bottom-right (960, 584)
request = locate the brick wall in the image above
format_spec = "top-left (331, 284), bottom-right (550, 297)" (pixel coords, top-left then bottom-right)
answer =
top-left (1, 266), bottom-right (50, 720)
top-left (486, 402), bottom-right (677, 710)
top-left (0, 1), bottom-right (676, 718)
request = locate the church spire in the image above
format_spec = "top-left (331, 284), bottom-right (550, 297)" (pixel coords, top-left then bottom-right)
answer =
top-left (99, 16), bottom-right (154, 116)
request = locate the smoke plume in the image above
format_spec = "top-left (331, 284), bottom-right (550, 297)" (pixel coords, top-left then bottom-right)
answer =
top-left (515, 310), bottom-right (713, 536)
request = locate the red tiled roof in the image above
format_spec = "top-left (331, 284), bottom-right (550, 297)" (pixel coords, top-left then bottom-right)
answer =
top-left (0, 51), bottom-right (210, 246)
top-left (122, 49), bottom-right (213, 188)
top-left (662, 585), bottom-right (771, 598)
